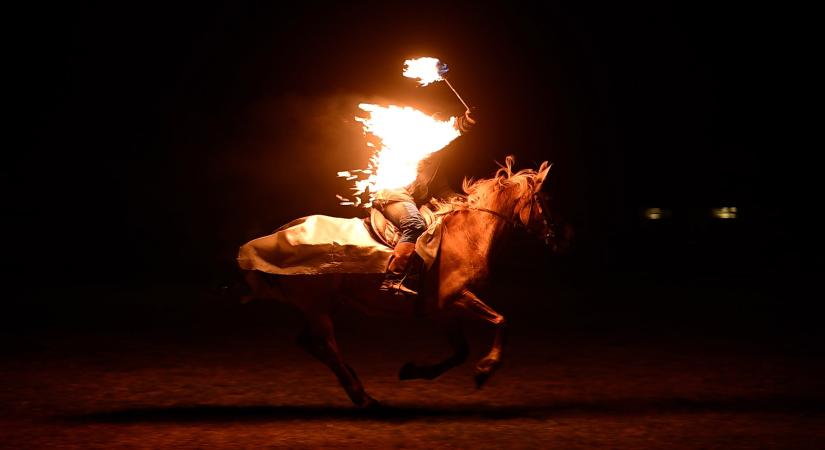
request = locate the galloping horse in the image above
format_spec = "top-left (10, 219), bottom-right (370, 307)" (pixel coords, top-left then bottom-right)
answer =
top-left (241, 156), bottom-right (555, 407)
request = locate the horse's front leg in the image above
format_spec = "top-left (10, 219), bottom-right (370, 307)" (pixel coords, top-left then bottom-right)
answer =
top-left (451, 289), bottom-right (506, 388)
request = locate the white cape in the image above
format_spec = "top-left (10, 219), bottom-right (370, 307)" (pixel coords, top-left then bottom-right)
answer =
top-left (237, 215), bottom-right (442, 276)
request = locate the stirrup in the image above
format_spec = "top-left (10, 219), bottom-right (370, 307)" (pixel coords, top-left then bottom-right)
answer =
top-left (380, 272), bottom-right (418, 296)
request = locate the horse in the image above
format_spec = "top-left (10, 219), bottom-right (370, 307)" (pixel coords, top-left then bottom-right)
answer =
top-left (240, 156), bottom-right (556, 407)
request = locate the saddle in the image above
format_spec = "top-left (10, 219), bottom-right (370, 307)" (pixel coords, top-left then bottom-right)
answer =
top-left (365, 204), bottom-right (442, 300)
top-left (366, 204), bottom-right (438, 249)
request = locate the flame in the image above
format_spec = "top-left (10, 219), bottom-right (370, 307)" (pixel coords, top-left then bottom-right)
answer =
top-left (403, 57), bottom-right (446, 86)
top-left (338, 103), bottom-right (461, 207)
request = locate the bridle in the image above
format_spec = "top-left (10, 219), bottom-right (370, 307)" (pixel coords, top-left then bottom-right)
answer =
top-left (462, 192), bottom-right (555, 247)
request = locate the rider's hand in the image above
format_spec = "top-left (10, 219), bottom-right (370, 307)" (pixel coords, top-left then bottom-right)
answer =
top-left (464, 108), bottom-right (477, 125)
top-left (457, 107), bottom-right (478, 133)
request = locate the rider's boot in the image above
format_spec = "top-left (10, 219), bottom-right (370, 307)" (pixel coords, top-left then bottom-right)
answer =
top-left (380, 242), bottom-right (418, 296)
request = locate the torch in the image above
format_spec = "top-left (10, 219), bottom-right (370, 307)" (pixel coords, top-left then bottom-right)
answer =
top-left (403, 57), bottom-right (471, 113)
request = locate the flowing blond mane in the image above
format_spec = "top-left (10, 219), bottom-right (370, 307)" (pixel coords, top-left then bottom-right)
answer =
top-left (431, 156), bottom-right (549, 214)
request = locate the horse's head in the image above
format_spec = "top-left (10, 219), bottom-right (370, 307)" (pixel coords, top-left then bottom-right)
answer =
top-left (449, 155), bottom-right (571, 251)
top-left (522, 167), bottom-right (575, 254)
top-left (461, 156), bottom-right (558, 248)
top-left (512, 159), bottom-right (556, 248)
top-left (525, 190), bottom-right (576, 254)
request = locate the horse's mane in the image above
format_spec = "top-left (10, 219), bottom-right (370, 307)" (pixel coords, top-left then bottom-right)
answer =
top-left (431, 155), bottom-right (549, 214)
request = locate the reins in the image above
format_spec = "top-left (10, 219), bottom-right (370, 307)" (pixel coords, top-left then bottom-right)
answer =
top-left (466, 206), bottom-right (521, 228)
top-left (436, 193), bottom-right (555, 244)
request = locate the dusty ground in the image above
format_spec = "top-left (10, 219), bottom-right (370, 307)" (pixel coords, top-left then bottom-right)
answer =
top-left (1, 274), bottom-right (822, 448)
top-left (2, 318), bottom-right (824, 449)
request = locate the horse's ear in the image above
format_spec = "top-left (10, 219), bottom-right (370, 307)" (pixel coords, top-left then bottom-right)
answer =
top-left (534, 161), bottom-right (551, 191)
top-left (505, 155), bottom-right (516, 173)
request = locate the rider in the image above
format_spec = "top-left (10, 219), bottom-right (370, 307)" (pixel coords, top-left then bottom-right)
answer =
top-left (375, 109), bottom-right (476, 295)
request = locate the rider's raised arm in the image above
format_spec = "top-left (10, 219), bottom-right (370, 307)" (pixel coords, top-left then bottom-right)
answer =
top-left (455, 108), bottom-right (477, 134)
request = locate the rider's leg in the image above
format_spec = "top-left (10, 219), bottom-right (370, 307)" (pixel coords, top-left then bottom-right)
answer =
top-left (378, 200), bottom-right (426, 294)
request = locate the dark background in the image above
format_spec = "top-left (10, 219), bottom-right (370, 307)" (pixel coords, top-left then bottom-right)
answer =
top-left (4, 1), bottom-right (820, 338)
top-left (3, 3), bottom-right (824, 447)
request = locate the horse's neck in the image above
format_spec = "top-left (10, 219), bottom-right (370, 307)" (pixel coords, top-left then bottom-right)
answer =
top-left (444, 204), bottom-right (510, 265)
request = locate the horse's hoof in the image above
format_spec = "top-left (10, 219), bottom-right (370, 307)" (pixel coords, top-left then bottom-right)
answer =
top-left (359, 395), bottom-right (382, 409)
top-left (399, 362), bottom-right (417, 380)
top-left (474, 370), bottom-right (492, 389)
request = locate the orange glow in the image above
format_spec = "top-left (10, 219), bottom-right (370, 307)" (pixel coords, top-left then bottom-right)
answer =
top-left (402, 57), bottom-right (444, 86)
top-left (339, 103), bottom-right (461, 207)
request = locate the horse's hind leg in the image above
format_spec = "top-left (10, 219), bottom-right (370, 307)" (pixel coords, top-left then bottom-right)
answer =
top-left (399, 319), bottom-right (469, 380)
top-left (451, 289), bottom-right (506, 389)
top-left (296, 314), bottom-right (379, 408)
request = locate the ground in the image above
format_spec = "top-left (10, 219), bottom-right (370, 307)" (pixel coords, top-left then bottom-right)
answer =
top-left (2, 303), bottom-right (823, 449)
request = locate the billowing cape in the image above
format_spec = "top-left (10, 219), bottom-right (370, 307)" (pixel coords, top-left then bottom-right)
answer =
top-left (237, 214), bottom-right (442, 276)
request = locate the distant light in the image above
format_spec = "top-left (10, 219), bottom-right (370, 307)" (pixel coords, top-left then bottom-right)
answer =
top-left (643, 207), bottom-right (670, 220)
top-left (712, 207), bottom-right (737, 219)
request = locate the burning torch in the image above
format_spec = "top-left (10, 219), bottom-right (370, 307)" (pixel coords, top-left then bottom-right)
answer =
top-left (403, 57), bottom-right (472, 114)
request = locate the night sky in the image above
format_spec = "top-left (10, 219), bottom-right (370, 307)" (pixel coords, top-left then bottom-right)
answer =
top-left (6, 2), bottom-right (816, 301)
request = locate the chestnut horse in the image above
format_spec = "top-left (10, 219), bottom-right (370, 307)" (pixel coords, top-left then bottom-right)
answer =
top-left (241, 157), bottom-right (554, 407)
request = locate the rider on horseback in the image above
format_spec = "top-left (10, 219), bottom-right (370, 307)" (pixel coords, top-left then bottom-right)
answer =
top-left (375, 109), bottom-right (476, 295)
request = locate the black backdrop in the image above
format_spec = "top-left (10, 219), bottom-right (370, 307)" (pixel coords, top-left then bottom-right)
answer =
top-left (5, 2), bottom-right (818, 333)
